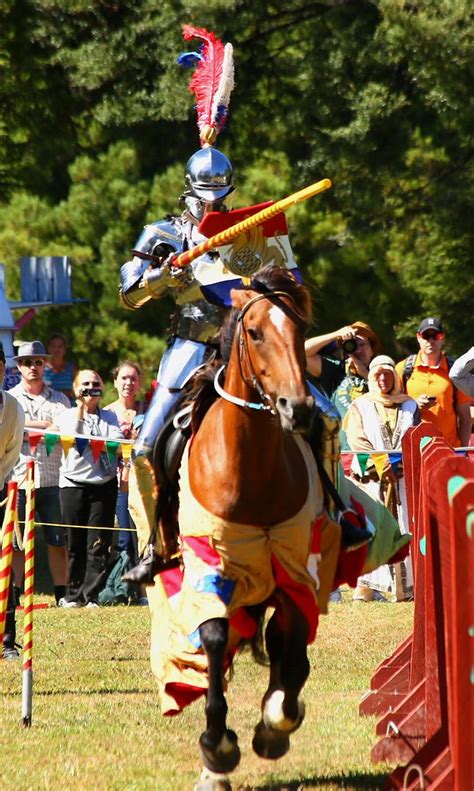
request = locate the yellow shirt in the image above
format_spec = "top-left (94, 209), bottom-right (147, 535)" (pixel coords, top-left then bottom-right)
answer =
top-left (396, 352), bottom-right (470, 447)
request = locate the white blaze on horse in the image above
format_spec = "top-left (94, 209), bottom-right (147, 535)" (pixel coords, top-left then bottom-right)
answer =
top-left (147, 265), bottom-right (325, 790)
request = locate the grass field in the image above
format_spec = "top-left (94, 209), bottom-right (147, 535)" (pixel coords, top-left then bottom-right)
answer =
top-left (0, 592), bottom-right (413, 791)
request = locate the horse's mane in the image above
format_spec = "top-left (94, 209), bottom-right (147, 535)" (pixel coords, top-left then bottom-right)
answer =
top-left (188, 265), bottom-right (312, 431)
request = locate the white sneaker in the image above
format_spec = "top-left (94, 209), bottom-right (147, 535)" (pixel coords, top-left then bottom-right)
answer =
top-left (328, 589), bottom-right (343, 604)
top-left (58, 598), bottom-right (84, 608)
top-left (86, 601), bottom-right (100, 609)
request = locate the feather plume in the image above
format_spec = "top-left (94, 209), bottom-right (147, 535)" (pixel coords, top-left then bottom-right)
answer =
top-left (182, 25), bottom-right (234, 145)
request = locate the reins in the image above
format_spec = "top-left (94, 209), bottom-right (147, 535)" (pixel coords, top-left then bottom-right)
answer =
top-left (214, 289), bottom-right (308, 413)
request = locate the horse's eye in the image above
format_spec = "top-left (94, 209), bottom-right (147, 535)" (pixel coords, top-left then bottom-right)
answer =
top-left (247, 327), bottom-right (261, 342)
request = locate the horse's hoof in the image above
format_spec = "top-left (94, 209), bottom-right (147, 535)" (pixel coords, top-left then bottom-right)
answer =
top-left (194, 768), bottom-right (232, 791)
top-left (252, 719), bottom-right (290, 760)
top-left (199, 729), bottom-right (241, 774)
top-left (263, 689), bottom-right (305, 734)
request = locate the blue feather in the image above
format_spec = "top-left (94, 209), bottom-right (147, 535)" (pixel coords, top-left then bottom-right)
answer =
top-left (177, 51), bottom-right (204, 68)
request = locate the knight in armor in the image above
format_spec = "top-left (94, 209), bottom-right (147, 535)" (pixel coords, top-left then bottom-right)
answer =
top-left (120, 146), bottom-right (238, 578)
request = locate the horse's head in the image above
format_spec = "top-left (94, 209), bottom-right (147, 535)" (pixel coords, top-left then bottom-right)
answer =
top-left (229, 266), bottom-right (314, 433)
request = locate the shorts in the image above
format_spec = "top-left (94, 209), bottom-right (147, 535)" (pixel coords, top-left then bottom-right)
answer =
top-left (14, 486), bottom-right (66, 549)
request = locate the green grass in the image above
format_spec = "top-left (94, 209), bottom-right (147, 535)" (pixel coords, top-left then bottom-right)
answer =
top-left (0, 592), bottom-right (413, 790)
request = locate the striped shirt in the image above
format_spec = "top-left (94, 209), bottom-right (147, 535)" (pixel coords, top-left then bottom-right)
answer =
top-left (9, 383), bottom-right (70, 488)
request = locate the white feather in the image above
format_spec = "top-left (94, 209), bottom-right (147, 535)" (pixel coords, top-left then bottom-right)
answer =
top-left (211, 43), bottom-right (235, 124)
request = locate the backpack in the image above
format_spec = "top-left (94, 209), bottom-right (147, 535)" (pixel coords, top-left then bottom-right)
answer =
top-left (402, 353), bottom-right (456, 400)
top-left (98, 550), bottom-right (133, 605)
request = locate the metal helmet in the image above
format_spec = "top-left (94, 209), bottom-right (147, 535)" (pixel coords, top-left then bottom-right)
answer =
top-left (184, 147), bottom-right (234, 203)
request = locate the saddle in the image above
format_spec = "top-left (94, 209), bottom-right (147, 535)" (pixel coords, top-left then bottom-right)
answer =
top-left (153, 404), bottom-right (193, 487)
top-left (122, 406), bottom-right (192, 586)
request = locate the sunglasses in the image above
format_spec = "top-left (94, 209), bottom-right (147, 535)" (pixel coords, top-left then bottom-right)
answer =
top-left (421, 331), bottom-right (444, 341)
top-left (81, 380), bottom-right (101, 387)
top-left (19, 358), bottom-right (45, 367)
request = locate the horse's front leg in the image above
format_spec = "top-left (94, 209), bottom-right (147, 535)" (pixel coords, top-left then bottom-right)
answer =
top-left (198, 618), bottom-right (241, 780)
top-left (253, 592), bottom-right (309, 760)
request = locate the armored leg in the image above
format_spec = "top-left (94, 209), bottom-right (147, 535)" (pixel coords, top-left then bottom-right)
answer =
top-left (123, 382), bottom-right (183, 584)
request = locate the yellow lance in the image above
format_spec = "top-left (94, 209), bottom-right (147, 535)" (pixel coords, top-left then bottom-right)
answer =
top-left (172, 177), bottom-right (332, 269)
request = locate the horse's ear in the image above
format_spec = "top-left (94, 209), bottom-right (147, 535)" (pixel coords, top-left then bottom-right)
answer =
top-left (230, 288), bottom-right (252, 310)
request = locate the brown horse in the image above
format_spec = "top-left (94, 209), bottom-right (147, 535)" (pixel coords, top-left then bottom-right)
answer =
top-left (149, 265), bottom-right (323, 791)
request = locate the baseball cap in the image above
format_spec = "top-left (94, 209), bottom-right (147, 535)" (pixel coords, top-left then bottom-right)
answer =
top-left (417, 317), bottom-right (443, 335)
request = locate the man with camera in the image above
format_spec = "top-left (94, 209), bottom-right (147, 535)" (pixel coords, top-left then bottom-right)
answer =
top-left (305, 322), bottom-right (382, 444)
top-left (395, 318), bottom-right (471, 447)
top-left (8, 341), bottom-right (70, 606)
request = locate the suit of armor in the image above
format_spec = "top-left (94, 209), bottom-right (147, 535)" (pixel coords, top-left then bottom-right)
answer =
top-left (120, 212), bottom-right (230, 553)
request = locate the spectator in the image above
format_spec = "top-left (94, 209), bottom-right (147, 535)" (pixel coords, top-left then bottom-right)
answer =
top-left (0, 344), bottom-right (25, 660)
top-left (449, 346), bottom-right (474, 399)
top-left (344, 355), bottom-right (419, 602)
top-left (106, 361), bottom-right (147, 575)
top-left (54, 370), bottom-right (123, 608)
top-left (43, 333), bottom-right (78, 402)
top-left (396, 318), bottom-right (471, 447)
top-left (305, 321), bottom-right (382, 452)
top-left (9, 341), bottom-right (70, 606)
top-left (305, 323), bottom-right (382, 604)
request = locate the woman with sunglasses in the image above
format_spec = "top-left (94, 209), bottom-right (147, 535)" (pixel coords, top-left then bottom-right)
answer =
top-left (53, 370), bottom-right (123, 608)
top-left (395, 317), bottom-right (471, 448)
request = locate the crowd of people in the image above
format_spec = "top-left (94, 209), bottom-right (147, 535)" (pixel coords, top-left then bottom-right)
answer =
top-left (0, 338), bottom-right (149, 659)
top-left (306, 317), bottom-right (473, 603)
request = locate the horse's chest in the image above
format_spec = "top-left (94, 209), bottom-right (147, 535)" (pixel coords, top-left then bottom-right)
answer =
top-left (190, 434), bottom-right (310, 525)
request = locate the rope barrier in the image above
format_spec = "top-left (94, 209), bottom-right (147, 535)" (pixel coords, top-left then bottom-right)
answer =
top-left (15, 519), bottom-right (136, 533)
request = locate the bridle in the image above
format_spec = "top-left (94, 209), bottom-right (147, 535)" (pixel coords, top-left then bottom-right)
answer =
top-left (214, 290), bottom-right (308, 413)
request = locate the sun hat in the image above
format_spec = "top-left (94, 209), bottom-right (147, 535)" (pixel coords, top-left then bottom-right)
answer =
top-left (13, 340), bottom-right (50, 362)
top-left (369, 354), bottom-right (396, 373)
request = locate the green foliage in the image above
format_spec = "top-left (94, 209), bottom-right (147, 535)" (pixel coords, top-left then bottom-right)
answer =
top-left (0, 0), bottom-right (473, 369)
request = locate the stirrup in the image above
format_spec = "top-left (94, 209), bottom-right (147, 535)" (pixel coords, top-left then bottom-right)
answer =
top-left (121, 545), bottom-right (179, 586)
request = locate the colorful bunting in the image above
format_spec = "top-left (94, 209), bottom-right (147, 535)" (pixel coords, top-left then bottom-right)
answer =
top-left (28, 432), bottom-right (42, 455)
top-left (90, 439), bottom-right (106, 463)
top-left (389, 452), bottom-right (403, 476)
top-left (371, 452), bottom-right (389, 479)
top-left (106, 440), bottom-right (120, 463)
top-left (357, 453), bottom-right (370, 476)
top-left (44, 433), bottom-right (59, 456)
top-left (60, 435), bottom-right (75, 456)
top-left (75, 437), bottom-right (89, 456)
top-left (121, 443), bottom-right (132, 462)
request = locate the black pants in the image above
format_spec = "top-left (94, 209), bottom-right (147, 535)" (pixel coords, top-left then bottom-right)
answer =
top-left (60, 478), bottom-right (118, 604)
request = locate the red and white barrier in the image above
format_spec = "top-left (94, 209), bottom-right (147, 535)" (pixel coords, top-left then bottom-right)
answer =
top-left (361, 425), bottom-right (474, 789)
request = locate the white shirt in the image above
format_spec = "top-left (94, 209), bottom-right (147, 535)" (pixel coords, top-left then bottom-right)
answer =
top-left (9, 383), bottom-right (70, 488)
top-left (55, 407), bottom-right (123, 486)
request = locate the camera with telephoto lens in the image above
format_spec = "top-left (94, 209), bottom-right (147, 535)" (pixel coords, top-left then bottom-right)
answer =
top-left (340, 337), bottom-right (358, 355)
top-left (80, 387), bottom-right (103, 398)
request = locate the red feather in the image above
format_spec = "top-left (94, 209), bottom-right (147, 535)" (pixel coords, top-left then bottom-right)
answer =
top-left (182, 25), bottom-right (226, 134)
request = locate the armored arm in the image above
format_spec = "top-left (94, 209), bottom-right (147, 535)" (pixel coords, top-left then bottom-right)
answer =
top-left (120, 251), bottom-right (175, 310)
top-left (119, 219), bottom-right (183, 310)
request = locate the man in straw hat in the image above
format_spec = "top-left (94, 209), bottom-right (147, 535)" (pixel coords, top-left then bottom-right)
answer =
top-left (9, 341), bottom-right (70, 607)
